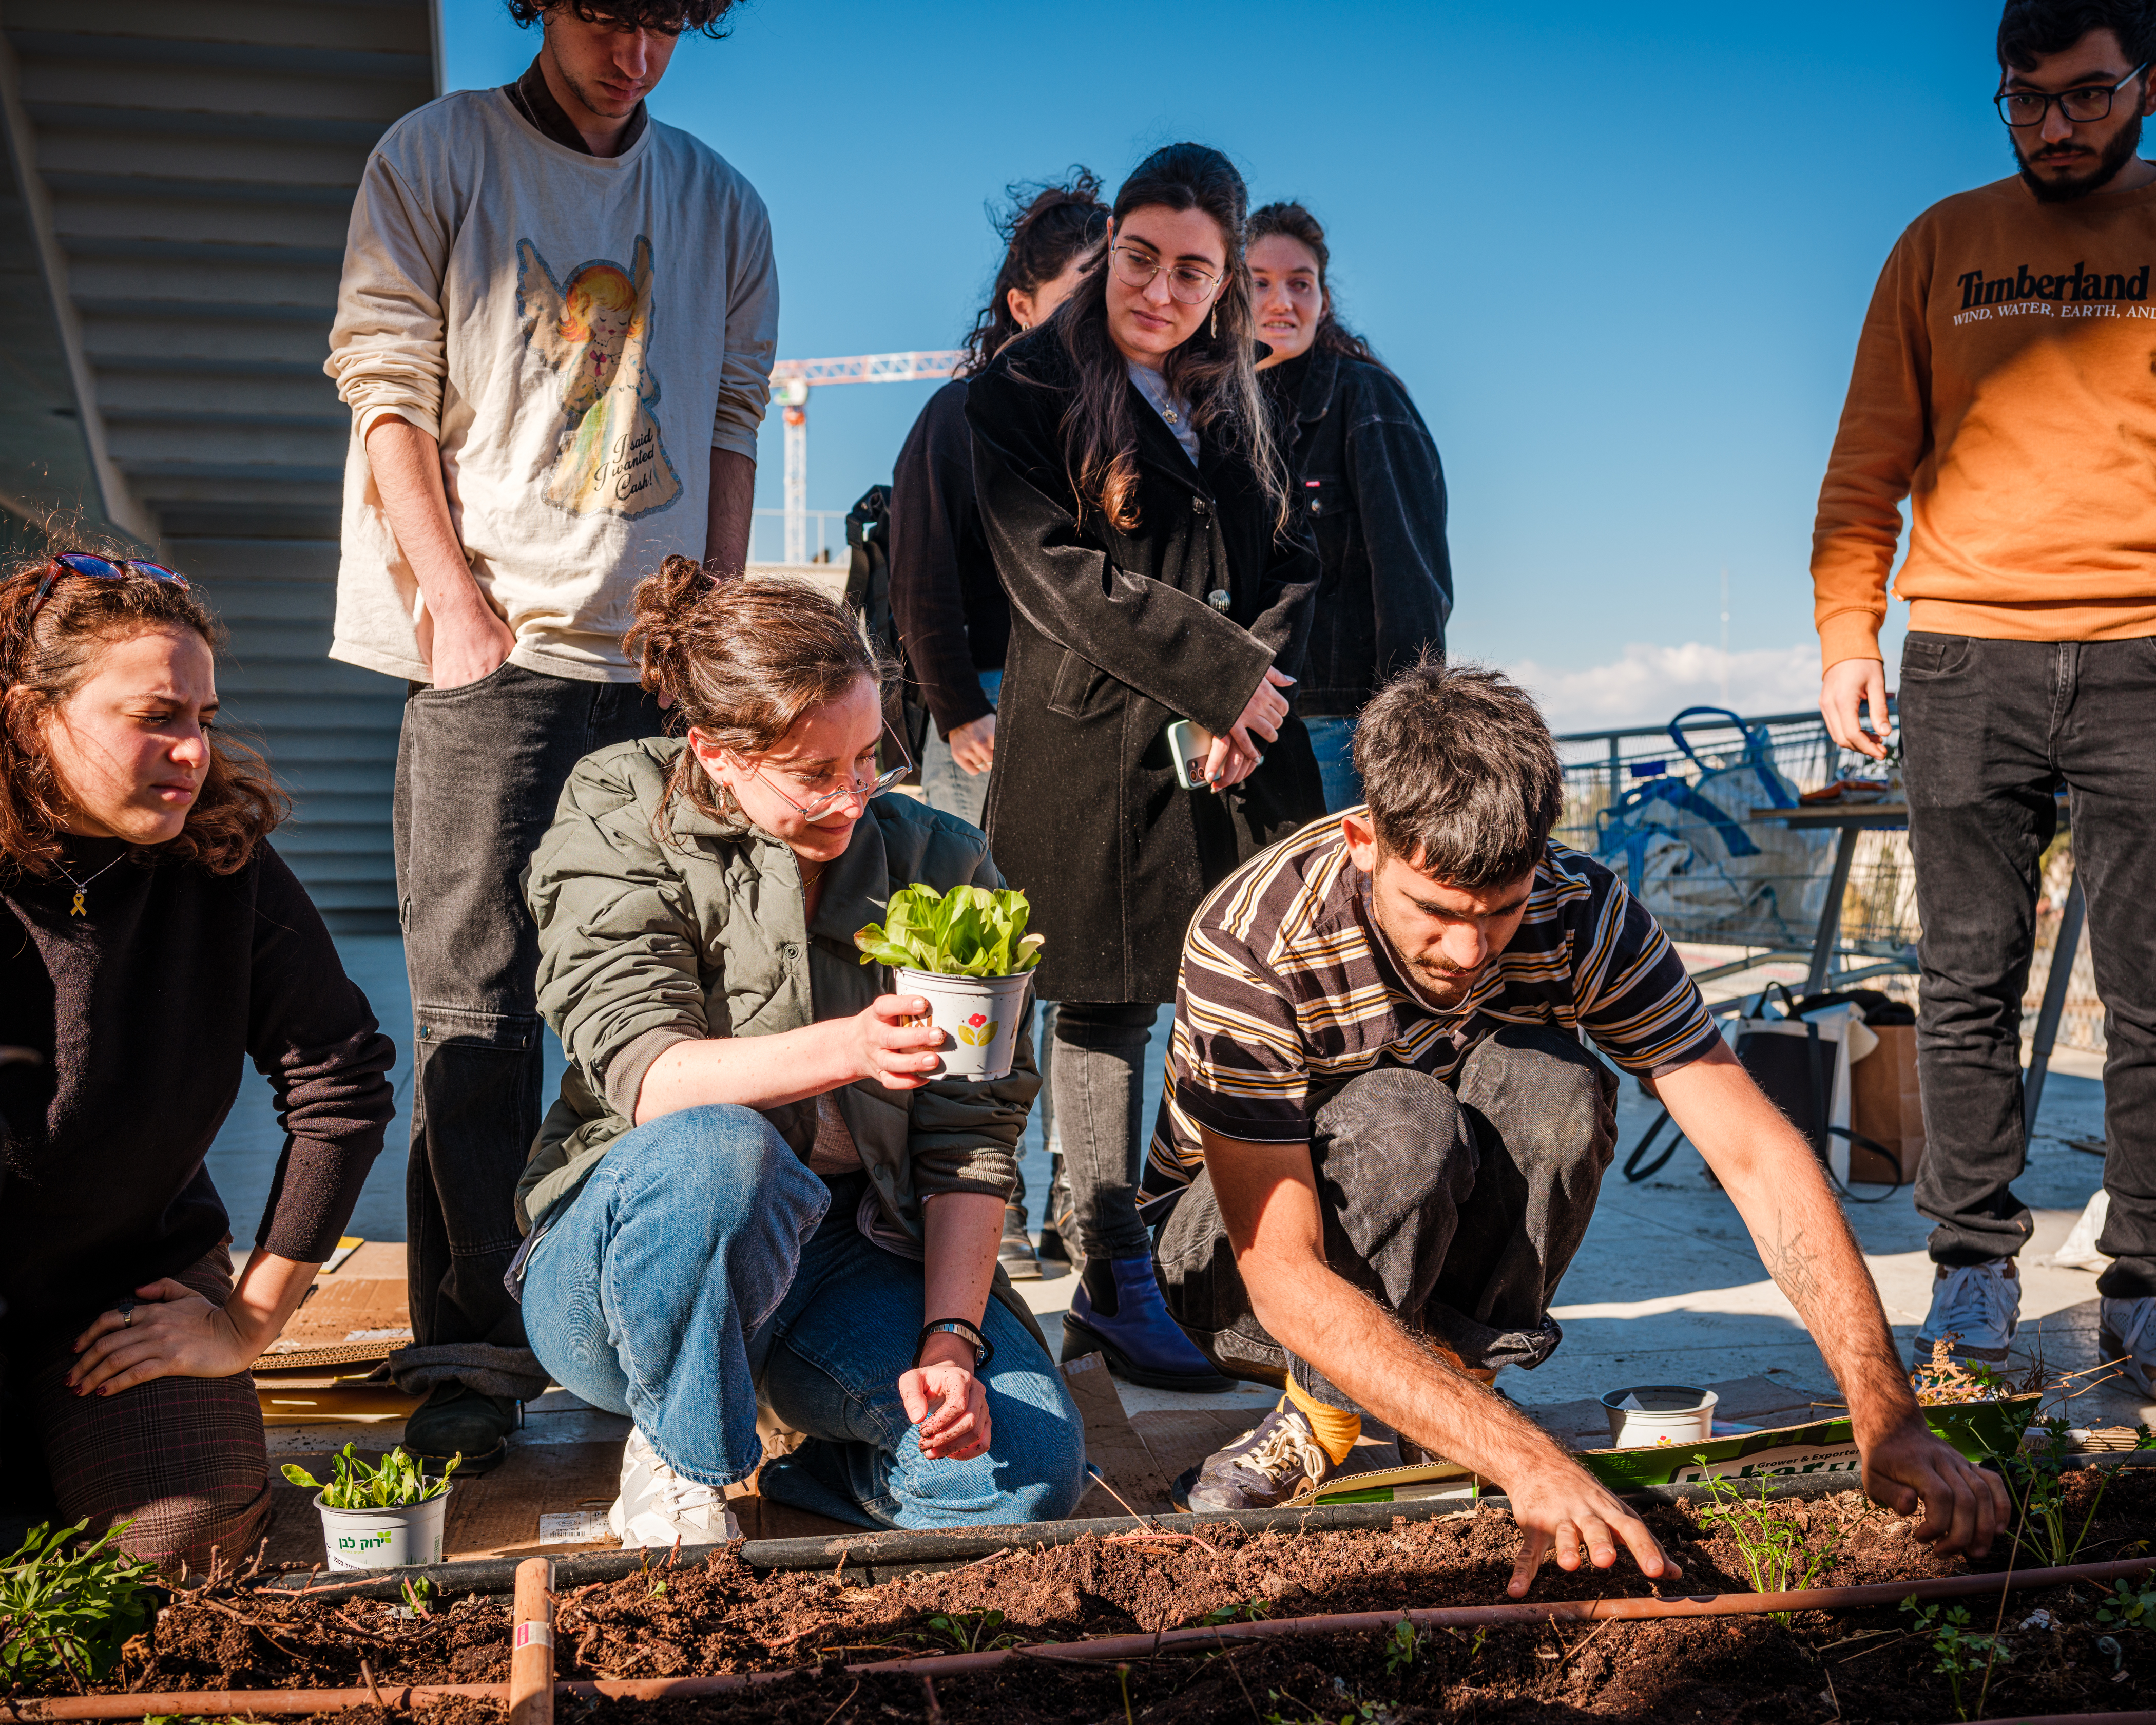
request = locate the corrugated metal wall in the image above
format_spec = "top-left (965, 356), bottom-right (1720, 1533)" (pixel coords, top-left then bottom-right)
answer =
top-left (2, 2), bottom-right (438, 932)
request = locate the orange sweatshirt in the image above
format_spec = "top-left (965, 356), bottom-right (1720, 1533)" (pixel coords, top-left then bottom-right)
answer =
top-left (1811, 172), bottom-right (2156, 668)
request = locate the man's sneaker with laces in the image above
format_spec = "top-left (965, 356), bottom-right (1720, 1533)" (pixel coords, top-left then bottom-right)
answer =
top-left (997, 1201), bottom-right (1042, 1281)
top-left (1171, 1403), bottom-right (1336, 1511)
top-left (608, 1428), bottom-right (741, 1548)
top-left (1914, 1259), bottom-right (2021, 1365)
top-left (2099, 1296), bottom-right (2156, 1397)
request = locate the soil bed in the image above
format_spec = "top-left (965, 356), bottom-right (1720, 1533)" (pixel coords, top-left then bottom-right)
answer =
top-left (36, 1471), bottom-right (2156, 1722)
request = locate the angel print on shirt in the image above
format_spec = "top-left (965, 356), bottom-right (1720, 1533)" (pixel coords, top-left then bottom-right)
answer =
top-left (516, 235), bottom-right (683, 519)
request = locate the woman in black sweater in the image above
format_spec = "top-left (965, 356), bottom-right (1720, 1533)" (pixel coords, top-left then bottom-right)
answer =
top-left (0, 548), bottom-right (395, 1568)
top-left (967, 143), bottom-right (1322, 1392)
top-left (1247, 201), bottom-right (1452, 811)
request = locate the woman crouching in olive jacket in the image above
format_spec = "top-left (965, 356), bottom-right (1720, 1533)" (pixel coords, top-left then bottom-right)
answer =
top-left (515, 561), bottom-right (1084, 1540)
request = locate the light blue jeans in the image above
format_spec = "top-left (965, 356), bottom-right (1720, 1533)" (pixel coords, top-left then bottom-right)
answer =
top-left (520, 1103), bottom-right (1087, 1530)
top-left (918, 670), bottom-right (999, 831)
top-left (1305, 716), bottom-right (1364, 813)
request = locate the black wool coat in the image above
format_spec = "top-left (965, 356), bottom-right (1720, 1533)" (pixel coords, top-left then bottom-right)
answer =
top-left (966, 328), bottom-right (1325, 1004)
top-left (1264, 347), bottom-right (1453, 716)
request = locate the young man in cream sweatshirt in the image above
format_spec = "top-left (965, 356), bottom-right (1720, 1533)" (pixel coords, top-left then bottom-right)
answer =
top-left (325, 0), bottom-right (777, 1477)
top-left (1811, 0), bottom-right (2156, 1395)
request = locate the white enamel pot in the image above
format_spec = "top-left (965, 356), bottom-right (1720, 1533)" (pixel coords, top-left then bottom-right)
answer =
top-left (894, 966), bottom-right (1034, 1082)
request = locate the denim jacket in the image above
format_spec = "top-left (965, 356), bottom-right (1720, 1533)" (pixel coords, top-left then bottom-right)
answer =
top-left (1266, 348), bottom-right (1453, 716)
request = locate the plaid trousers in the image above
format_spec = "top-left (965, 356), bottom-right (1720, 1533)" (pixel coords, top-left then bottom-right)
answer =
top-left (16, 1243), bottom-right (270, 1573)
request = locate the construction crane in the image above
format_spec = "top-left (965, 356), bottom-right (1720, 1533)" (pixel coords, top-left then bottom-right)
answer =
top-left (767, 351), bottom-right (966, 563)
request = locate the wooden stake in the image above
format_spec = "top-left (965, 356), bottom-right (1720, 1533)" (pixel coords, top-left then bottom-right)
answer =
top-left (508, 1557), bottom-right (555, 1725)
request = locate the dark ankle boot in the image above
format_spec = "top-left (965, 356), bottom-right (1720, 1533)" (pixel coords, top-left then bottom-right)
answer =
top-left (1062, 1254), bottom-right (1233, 1393)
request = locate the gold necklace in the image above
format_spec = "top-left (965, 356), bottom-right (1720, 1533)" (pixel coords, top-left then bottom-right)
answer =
top-left (53, 850), bottom-right (127, 917)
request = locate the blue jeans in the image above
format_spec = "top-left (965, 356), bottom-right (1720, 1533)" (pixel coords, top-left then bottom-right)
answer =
top-left (918, 670), bottom-right (999, 831)
top-left (520, 1104), bottom-right (1087, 1529)
top-left (1305, 716), bottom-right (1364, 813)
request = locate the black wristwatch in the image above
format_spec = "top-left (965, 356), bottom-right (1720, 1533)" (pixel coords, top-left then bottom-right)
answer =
top-left (913, 1317), bottom-right (994, 1371)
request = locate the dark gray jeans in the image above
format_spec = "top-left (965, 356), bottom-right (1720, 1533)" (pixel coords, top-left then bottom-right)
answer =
top-left (1051, 1002), bottom-right (1159, 1260)
top-left (393, 661), bottom-right (667, 1355)
top-left (1899, 632), bottom-right (2156, 1298)
top-left (1157, 1024), bottom-right (1618, 1409)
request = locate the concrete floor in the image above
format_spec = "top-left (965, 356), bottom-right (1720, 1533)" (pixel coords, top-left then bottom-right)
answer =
top-left (206, 937), bottom-right (2149, 1440)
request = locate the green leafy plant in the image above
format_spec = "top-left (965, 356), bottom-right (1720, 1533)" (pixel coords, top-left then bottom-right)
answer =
top-left (923, 1608), bottom-right (1020, 1655)
top-left (855, 884), bottom-right (1044, 978)
top-left (399, 1574), bottom-right (435, 1616)
top-left (1992, 1417), bottom-right (2113, 1569)
top-left (281, 1444), bottom-right (458, 1509)
top-left (1693, 1465), bottom-right (1838, 1623)
top-left (1384, 1616), bottom-right (1424, 1675)
top-left (1199, 1596), bottom-right (1272, 1627)
top-left (0, 1519), bottom-right (152, 1690)
top-left (1901, 1597), bottom-right (2011, 1721)
top-left (2098, 1579), bottom-right (2156, 1636)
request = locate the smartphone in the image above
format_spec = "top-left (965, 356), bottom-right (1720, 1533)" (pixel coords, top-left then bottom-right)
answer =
top-left (1165, 719), bottom-right (1215, 790)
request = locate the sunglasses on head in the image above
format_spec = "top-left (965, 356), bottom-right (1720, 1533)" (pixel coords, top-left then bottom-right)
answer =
top-left (27, 553), bottom-right (188, 623)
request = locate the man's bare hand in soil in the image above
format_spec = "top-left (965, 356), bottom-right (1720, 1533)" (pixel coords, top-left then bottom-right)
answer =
top-left (1500, 1453), bottom-right (1677, 1599)
top-left (1857, 1411), bottom-right (2009, 1557)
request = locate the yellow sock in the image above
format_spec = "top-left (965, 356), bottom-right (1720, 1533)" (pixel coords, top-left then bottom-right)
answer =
top-left (1283, 1377), bottom-right (1361, 1466)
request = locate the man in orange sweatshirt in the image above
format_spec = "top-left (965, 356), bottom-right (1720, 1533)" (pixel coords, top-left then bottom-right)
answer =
top-left (1812, 0), bottom-right (2156, 1393)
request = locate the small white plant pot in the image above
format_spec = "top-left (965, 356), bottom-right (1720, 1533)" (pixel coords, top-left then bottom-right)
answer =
top-left (315, 1488), bottom-right (450, 1571)
top-left (1601, 1385), bottom-right (1720, 1450)
top-left (894, 967), bottom-right (1033, 1082)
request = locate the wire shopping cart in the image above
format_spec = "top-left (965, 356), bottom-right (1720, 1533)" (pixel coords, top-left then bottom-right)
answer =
top-left (1555, 704), bottom-right (1920, 992)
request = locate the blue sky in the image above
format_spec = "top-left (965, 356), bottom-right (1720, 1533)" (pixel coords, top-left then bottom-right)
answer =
top-left (441, 1), bottom-right (2016, 729)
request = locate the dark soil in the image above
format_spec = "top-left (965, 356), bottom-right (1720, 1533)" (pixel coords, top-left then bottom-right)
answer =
top-left (50, 1471), bottom-right (2156, 1723)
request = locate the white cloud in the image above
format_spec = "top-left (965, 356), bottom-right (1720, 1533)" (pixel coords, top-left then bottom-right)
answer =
top-left (1504, 641), bottom-right (1821, 736)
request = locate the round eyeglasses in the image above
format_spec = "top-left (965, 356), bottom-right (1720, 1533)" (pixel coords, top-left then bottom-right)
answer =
top-left (1108, 244), bottom-right (1222, 306)
top-left (1997, 63), bottom-right (2149, 127)
top-left (741, 726), bottom-right (915, 819)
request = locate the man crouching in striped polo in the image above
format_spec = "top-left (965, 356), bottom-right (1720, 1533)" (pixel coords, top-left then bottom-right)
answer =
top-left (1146, 656), bottom-right (2005, 1598)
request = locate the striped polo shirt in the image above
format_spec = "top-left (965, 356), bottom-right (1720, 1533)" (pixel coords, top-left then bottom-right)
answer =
top-left (1142, 814), bottom-right (1721, 1195)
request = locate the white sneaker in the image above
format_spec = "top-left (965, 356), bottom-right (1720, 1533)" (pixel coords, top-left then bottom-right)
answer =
top-left (2099, 1296), bottom-right (2156, 1398)
top-left (1915, 1259), bottom-right (2021, 1364)
top-left (607, 1428), bottom-right (741, 1548)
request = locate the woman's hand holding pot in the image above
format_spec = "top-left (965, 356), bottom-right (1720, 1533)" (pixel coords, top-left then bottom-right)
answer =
top-left (901, 1339), bottom-right (992, 1461)
top-left (1205, 667), bottom-right (1295, 790)
top-left (848, 994), bottom-right (948, 1090)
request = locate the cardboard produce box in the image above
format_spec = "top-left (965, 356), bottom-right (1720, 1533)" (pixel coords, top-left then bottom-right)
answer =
top-left (1850, 1023), bottom-right (1925, 1186)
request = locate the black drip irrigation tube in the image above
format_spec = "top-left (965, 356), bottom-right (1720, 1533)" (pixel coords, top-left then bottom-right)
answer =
top-left (239, 1459), bottom-right (2156, 1601)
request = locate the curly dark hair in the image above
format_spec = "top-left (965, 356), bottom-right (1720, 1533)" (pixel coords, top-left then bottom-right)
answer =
top-left (0, 540), bottom-right (286, 879)
top-left (504, 0), bottom-right (738, 36)
top-left (955, 170), bottom-right (1109, 380)
top-left (1998, 0), bottom-right (2156, 69)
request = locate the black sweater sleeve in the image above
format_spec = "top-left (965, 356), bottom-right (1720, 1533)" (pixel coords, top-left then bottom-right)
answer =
top-left (246, 847), bottom-right (396, 1262)
top-left (889, 381), bottom-right (997, 738)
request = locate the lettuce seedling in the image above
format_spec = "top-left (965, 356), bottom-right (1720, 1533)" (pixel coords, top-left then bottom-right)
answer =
top-left (282, 1444), bottom-right (458, 1509)
top-left (855, 884), bottom-right (1044, 978)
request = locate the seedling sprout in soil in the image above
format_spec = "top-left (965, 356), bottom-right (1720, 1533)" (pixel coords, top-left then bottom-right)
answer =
top-left (280, 1444), bottom-right (459, 1509)
top-left (1691, 1462), bottom-right (1838, 1623)
top-left (0, 1519), bottom-right (151, 1690)
top-left (1901, 1597), bottom-right (2013, 1722)
top-left (855, 883), bottom-right (1044, 977)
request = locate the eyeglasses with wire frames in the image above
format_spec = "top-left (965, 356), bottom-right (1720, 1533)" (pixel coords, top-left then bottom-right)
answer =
top-left (1108, 243), bottom-right (1223, 305)
top-left (1996, 62), bottom-right (2150, 127)
top-left (734, 724), bottom-right (915, 819)
top-left (25, 553), bottom-right (188, 626)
